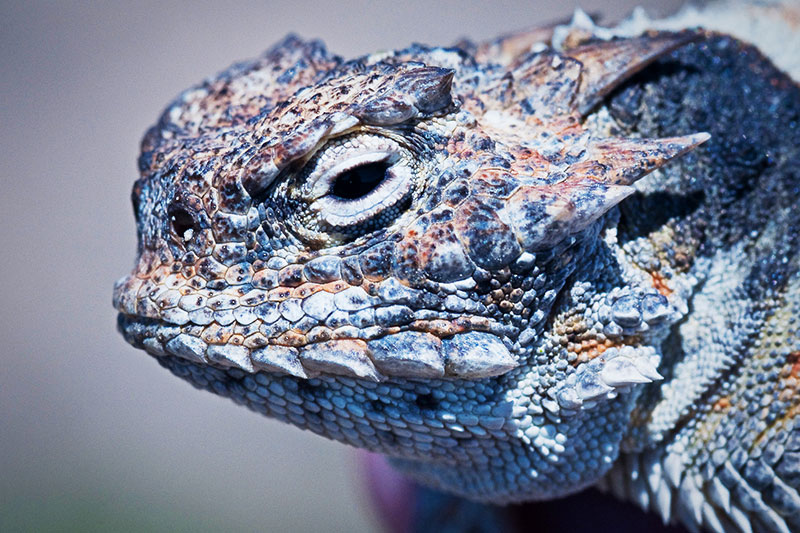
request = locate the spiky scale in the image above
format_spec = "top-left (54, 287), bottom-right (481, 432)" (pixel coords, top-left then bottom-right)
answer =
top-left (566, 32), bottom-right (701, 115)
top-left (575, 133), bottom-right (711, 186)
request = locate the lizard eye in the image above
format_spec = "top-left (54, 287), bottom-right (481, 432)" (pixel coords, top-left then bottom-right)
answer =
top-left (301, 134), bottom-right (415, 231)
top-left (330, 160), bottom-right (391, 199)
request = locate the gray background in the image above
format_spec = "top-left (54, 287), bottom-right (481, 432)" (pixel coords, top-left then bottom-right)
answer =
top-left (1, 1), bottom-right (683, 531)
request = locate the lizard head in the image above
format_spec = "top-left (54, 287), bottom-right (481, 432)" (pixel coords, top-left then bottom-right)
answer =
top-left (114, 30), bottom-right (707, 501)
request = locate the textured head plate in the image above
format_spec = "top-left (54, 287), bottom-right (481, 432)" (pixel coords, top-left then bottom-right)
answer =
top-left (115, 30), bottom-right (706, 381)
top-left (114, 25), bottom-right (711, 503)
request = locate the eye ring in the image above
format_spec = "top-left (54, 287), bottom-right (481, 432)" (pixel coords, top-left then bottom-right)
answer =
top-left (299, 134), bottom-right (416, 231)
top-left (313, 162), bottom-right (413, 228)
top-left (305, 150), bottom-right (399, 199)
top-left (279, 132), bottom-right (420, 246)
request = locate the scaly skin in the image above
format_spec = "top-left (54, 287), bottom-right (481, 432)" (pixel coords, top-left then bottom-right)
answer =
top-left (114, 15), bottom-right (800, 533)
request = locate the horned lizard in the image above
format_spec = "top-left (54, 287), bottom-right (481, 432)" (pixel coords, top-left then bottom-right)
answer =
top-left (114, 3), bottom-right (800, 531)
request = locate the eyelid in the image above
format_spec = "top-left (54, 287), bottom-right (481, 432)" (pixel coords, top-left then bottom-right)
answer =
top-left (313, 164), bottom-right (413, 227)
top-left (307, 150), bottom-right (397, 199)
top-left (292, 133), bottom-right (417, 236)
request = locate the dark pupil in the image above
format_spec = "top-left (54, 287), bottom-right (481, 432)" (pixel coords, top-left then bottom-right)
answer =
top-left (331, 161), bottom-right (389, 199)
top-left (169, 205), bottom-right (195, 238)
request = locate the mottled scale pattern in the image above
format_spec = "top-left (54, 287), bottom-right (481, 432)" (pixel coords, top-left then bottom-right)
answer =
top-left (114, 9), bottom-right (800, 533)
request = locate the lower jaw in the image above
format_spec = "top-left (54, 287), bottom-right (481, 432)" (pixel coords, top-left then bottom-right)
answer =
top-left (117, 312), bottom-right (521, 381)
top-left (117, 313), bottom-right (181, 355)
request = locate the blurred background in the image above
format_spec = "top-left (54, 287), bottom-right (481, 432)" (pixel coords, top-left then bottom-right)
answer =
top-left (1, 1), bottom-right (686, 531)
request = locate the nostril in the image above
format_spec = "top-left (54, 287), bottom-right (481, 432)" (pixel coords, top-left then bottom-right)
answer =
top-left (168, 204), bottom-right (197, 242)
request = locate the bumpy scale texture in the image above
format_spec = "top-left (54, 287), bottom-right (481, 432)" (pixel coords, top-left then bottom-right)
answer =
top-left (114, 10), bottom-right (800, 533)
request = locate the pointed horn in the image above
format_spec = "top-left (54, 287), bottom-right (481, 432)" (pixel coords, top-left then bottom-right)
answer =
top-left (567, 32), bottom-right (701, 115)
top-left (506, 181), bottom-right (636, 251)
top-left (474, 11), bottom-right (604, 67)
top-left (357, 67), bottom-right (454, 125)
top-left (569, 132), bottom-right (711, 186)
